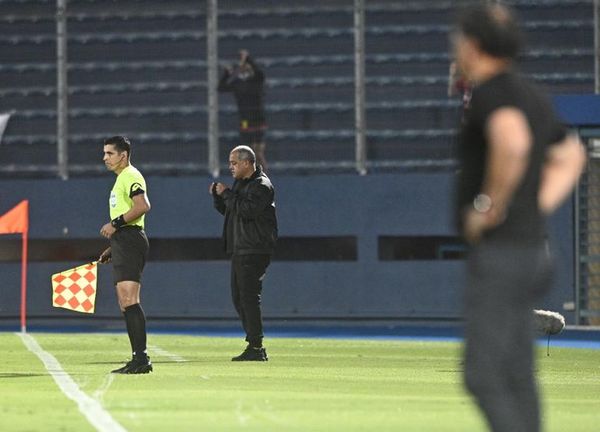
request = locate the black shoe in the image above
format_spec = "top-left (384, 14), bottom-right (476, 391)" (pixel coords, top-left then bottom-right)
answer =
top-left (231, 346), bottom-right (268, 362)
top-left (111, 359), bottom-right (134, 374)
top-left (111, 356), bottom-right (153, 374)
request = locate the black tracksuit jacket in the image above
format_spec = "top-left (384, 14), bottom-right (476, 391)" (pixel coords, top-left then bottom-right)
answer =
top-left (213, 166), bottom-right (277, 255)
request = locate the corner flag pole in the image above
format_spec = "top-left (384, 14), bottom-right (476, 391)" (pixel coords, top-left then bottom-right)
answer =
top-left (0, 200), bottom-right (29, 333)
top-left (20, 230), bottom-right (28, 333)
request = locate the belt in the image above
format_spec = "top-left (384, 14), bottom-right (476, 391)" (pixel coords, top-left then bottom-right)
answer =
top-left (119, 225), bottom-right (143, 231)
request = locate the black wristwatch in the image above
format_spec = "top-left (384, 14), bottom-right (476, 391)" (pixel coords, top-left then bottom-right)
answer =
top-left (111, 214), bottom-right (126, 229)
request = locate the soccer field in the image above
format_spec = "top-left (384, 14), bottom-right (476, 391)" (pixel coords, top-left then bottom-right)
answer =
top-left (1, 333), bottom-right (598, 432)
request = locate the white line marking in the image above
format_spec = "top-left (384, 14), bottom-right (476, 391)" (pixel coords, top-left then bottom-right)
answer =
top-left (257, 399), bottom-right (291, 427)
top-left (147, 345), bottom-right (186, 363)
top-left (235, 400), bottom-right (250, 427)
top-left (93, 373), bottom-right (115, 405)
top-left (17, 332), bottom-right (127, 432)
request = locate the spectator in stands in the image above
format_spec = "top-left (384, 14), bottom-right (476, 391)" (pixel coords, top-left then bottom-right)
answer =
top-left (453, 4), bottom-right (585, 432)
top-left (218, 50), bottom-right (268, 171)
top-left (209, 145), bottom-right (277, 361)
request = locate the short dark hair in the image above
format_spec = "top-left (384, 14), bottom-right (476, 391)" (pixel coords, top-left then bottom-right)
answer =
top-left (456, 3), bottom-right (523, 59)
top-left (231, 145), bottom-right (256, 163)
top-left (104, 135), bottom-right (132, 158)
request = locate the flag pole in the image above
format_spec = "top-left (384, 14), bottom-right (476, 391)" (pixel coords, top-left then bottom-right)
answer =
top-left (0, 200), bottom-right (29, 332)
top-left (20, 230), bottom-right (28, 333)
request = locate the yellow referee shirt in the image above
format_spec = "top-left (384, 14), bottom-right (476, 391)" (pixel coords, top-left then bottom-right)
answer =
top-left (109, 165), bottom-right (147, 229)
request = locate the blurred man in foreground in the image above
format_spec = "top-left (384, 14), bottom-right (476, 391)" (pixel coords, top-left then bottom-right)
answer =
top-left (453, 4), bottom-right (585, 431)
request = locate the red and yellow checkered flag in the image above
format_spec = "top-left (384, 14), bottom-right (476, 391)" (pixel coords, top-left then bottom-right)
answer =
top-left (51, 262), bottom-right (98, 314)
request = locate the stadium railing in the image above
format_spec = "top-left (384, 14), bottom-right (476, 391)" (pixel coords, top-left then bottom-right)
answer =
top-left (1, 20), bottom-right (592, 45)
top-left (0, 0), bottom-right (594, 176)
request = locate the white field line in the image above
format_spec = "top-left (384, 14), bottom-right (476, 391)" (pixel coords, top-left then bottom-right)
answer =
top-left (92, 373), bottom-right (116, 405)
top-left (17, 332), bottom-right (127, 432)
top-left (235, 400), bottom-right (250, 427)
top-left (147, 345), bottom-right (186, 363)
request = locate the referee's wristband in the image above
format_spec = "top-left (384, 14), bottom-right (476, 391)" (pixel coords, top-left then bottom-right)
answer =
top-left (110, 214), bottom-right (126, 229)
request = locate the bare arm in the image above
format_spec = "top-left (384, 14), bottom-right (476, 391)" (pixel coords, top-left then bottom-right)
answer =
top-left (462, 107), bottom-right (531, 243)
top-left (538, 134), bottom-right (586, 215)
top-left (124, 193), bottom-right (151, 222)
top-left (481, 107), bottom-right (532, 222)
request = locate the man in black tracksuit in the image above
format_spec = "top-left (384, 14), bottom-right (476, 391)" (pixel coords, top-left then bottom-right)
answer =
top-left (210, 145), bottom-right (277, 361)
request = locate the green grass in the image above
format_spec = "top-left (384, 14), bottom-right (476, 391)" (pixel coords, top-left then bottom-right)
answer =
top-left (1, 333), bottom-right (599, 431)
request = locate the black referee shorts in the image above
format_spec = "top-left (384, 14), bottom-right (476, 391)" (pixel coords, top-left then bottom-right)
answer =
top-left (110, 226), bottom-right (149, 285)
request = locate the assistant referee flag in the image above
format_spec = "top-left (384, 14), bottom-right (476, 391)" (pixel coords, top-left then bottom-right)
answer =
top-left (52, 262), bottom-right (98, 314)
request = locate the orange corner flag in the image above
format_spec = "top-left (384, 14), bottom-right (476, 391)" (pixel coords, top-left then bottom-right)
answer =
top-left (0, 200), bottom-right (29, 234)
top-left (52, 262), bottom-right (98, 314)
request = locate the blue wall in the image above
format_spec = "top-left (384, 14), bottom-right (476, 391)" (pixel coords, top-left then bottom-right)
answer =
top-left (0, 172), bottom-right (574, 322)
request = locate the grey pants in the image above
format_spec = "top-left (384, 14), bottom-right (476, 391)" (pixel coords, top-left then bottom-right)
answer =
top-left (463, 238), bottom-right (553, 432)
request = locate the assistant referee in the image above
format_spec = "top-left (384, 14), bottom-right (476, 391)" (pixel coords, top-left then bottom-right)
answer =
top-left (98, 136), bottom-right (152, 374)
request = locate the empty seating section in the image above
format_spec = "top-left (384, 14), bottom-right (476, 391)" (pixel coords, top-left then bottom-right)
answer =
top-left (0, 0), bottom-right (594, 175)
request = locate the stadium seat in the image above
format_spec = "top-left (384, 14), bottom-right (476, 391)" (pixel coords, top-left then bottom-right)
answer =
top-left (0, 0), bottom-right (594, 175)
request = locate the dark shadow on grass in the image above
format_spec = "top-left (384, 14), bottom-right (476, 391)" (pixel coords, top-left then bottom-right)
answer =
top-left (84, 360), bottom-right (212, 365)
top-left (0, 372), bottom-right (47, 379)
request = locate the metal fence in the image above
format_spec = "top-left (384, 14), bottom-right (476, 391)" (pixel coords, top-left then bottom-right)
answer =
top-left (576, 132), bottom-right (600, 324)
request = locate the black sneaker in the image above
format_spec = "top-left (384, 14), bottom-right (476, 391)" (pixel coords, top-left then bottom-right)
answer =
top-left (111, 356), bottom-right (153, 374)
top-left (231, 346), bottom-right (268, 362)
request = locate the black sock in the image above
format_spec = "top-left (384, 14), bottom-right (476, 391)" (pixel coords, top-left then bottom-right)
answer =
top-left (123, 311), bottom-right (135, 355)
top-left (124, 304), bottom-right (148, 359)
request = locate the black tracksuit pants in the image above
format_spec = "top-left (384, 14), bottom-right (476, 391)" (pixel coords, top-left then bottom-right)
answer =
top-left (463, 238), bottom-right (553, 432)
top-left (230, 254), bottom-right (271, 347)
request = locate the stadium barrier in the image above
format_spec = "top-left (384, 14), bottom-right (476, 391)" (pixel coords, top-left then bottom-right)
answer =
top-left (0, 172), bottom-right (576, 324)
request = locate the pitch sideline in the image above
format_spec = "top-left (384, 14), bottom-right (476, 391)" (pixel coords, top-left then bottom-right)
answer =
top-left (147, 344), bottom-right (186, 363)
top-left (17, 332), bottom-right (127, 432)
